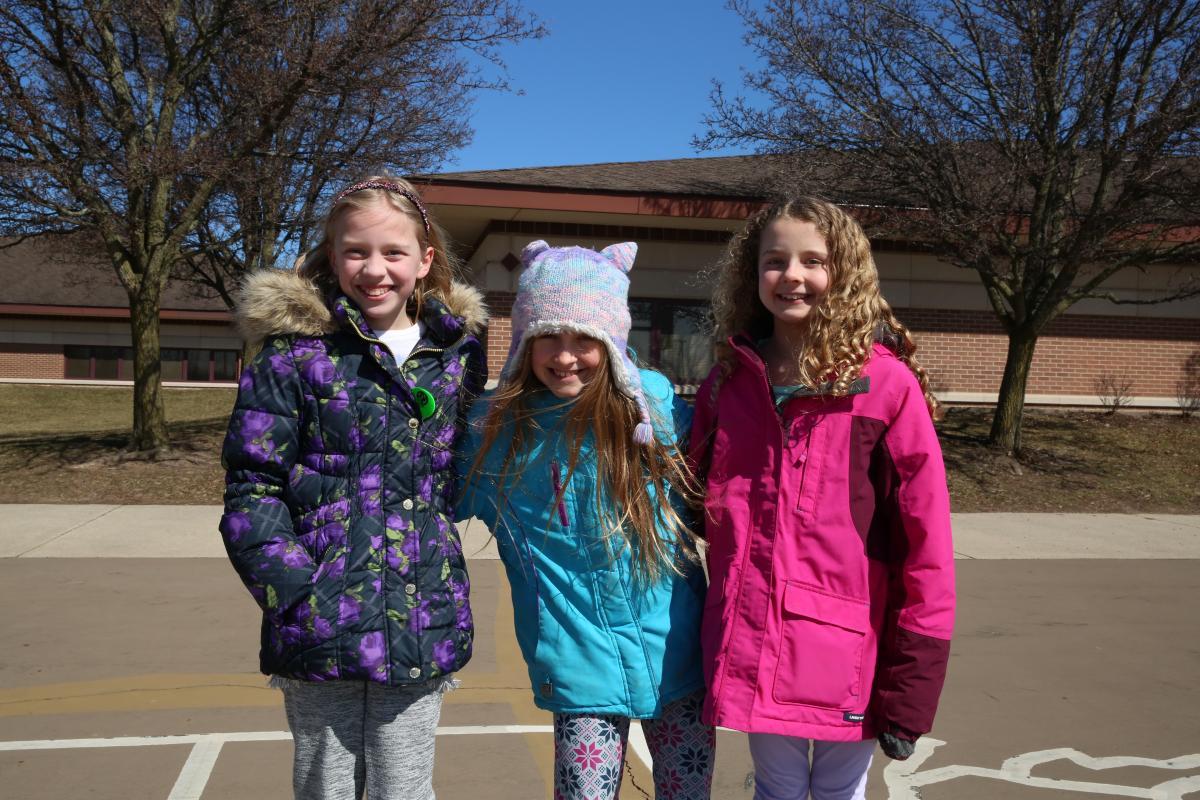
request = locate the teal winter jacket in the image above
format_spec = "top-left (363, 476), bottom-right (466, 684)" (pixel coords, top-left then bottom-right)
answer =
top-left (455, 369), bottom-right (705, 718)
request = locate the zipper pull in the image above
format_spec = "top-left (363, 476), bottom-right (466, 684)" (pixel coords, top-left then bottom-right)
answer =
top-left (550, 460), bottom-right (569, 527)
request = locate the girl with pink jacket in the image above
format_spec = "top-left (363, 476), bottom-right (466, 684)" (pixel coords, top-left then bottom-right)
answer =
top-left (690, 197), bottom-right (955, 800)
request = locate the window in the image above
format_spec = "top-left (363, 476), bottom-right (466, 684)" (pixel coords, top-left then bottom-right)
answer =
top-left (161, 349), bottom-right (185, 381)
top-left (64, 346), bottom-right (92, 379)
top-left (93, 352), bottom-right (119, 380)
top-left (628, 299), bottom-right (713, 387)
top-left (186, 349), bottom-right (211, 381)
top-left (61, 346), bottom-right (239, 382)
top-left (62, 346), bottom-right (132, 380)
top-left (118, 350), bottom-right (135, 380)
top-left (183, 349), bottom-right (241, 382)
top-left (213, 350), bottom-right (239, 381)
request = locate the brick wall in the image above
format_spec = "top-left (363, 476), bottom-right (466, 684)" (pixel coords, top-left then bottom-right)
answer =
top-left (8, 300), bottom-right (1197, 404)
top-left (481, 293), bottom-right (1200, 401)
top-left (904, 310), bottom-right (1200, 397)
top-left (0, 344), bottom-right (63, 379)
top-left (484, 291), bottom-right (516, 379)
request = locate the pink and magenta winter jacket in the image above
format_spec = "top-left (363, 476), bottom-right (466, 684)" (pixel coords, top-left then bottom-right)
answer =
top-left (690, 338), bottom-right (955, 742)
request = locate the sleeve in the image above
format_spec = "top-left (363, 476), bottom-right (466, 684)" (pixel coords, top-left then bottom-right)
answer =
top-left (451, 332), bottom-right (488, 523)
top-left (452, 397), bottom-right (495, 528)
top-left (872, 368), bottom-right (956, 739)
top-left (219, 336), bottom-right (315, 617)
top-left (687, 366), bottom-right (721, 489)
top-left (461, 332), bottom-right (488, 412)
top-left (671, 389), bottom-right (694, 452)
top-left (640, 369), bottom-right (691, 448)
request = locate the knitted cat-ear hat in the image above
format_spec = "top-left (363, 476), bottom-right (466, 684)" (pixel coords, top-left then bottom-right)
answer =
top-left (501, 239), bottom-right (653, 445)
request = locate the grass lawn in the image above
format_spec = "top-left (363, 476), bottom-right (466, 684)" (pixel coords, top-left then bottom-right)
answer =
top-left (0, 384), bottom-right (1197, 511)
top-left (0, 384), bottom-right (235, 505)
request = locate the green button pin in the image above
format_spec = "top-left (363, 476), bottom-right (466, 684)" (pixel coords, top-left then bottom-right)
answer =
top-left (413, 387), bottom-right (437, 420)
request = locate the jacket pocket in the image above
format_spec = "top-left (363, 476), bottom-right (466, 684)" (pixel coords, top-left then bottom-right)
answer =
top-left (772, 582), bottom-right (870, 709)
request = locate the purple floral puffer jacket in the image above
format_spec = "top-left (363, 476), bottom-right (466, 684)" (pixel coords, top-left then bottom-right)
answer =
top-left (220, 269), bottom-right (487, 685)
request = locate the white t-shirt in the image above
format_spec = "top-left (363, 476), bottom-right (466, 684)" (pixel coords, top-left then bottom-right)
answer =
top-left (373, 322), bottom-right (423, 363)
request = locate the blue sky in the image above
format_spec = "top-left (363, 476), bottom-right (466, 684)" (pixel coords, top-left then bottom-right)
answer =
top-left (446, 1), bottom-right (765, 172)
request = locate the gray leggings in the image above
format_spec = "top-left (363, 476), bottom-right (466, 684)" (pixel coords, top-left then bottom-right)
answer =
top-left (278, 677), bottom-right (447, 800)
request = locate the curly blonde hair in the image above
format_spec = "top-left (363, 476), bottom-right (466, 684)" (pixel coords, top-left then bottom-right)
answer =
top-left (711, 196), bottom-right (938, 413)
top-left (297, 175), bottom-right (458, 318)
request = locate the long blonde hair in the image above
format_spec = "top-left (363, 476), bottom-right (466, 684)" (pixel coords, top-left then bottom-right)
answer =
top-left (297, 175), bottom-right (457, 317)
top-left (711, 196), bottom-right (938, 413)
top-left (469, 345), bottom-right (702, 583)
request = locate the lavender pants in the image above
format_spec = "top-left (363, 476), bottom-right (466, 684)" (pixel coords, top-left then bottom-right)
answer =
top-left (748, 734), bottom-right (876, 800)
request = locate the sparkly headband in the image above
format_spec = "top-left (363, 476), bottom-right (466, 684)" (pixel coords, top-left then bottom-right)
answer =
top-left (332, 180), bottom-right (431, 234)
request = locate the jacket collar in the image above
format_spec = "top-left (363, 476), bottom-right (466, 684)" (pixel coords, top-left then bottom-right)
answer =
top-left (234, 268), bottom-right (487, 345)
top-left (332, 293), bottom-right (465, 350)
top-left (728, 333), bottom-right (872, 396)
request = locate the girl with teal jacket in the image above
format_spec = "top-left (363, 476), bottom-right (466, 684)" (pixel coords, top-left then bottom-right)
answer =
top-left (456, 240), bottom-right (714, 799)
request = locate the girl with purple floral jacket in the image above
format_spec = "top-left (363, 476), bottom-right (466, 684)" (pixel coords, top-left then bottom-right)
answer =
top-left (219, 177), bottom-right (486, 799)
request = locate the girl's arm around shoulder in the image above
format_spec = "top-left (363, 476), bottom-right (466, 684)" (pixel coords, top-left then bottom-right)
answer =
top-left (638, 368), bottom-right (692, 450)
top-left (452, 391), bottom-right (496, 526)
top-left (459, 331), bottom-right (488, 413)
top-left (220, 335), bottom-right (315, 614)
top-left (686, 364), bottom-right (724, 484)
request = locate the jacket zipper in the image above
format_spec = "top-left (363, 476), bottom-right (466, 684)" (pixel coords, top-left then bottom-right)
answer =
top-left (349, 322), bottom-right (447, 365)
top-left (347, 311), bottom-right (465, 678)
top-left (349, 322), bottom-right (443, 644)
top-left (404, 345), bottom-right (444, 364)
top-left (759, 350), bottom-right (817, 509)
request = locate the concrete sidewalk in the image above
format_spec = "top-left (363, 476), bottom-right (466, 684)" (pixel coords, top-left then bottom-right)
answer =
top-left (0, 504), bottom-right (1198, 559)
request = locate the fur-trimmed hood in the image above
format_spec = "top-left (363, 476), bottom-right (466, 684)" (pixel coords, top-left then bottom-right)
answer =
top-left (234, 268), bottom-right (488, 345)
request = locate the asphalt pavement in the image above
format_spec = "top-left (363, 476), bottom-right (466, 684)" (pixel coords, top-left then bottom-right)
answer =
top-left (1, 507), bottom-right (1197, 799)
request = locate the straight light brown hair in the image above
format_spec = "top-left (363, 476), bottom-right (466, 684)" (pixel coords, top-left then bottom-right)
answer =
top-left (469, 345), bottom-right (702, 583)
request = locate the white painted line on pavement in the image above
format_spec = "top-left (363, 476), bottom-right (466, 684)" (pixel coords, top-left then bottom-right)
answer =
top-left (435, 724), bottom-right (553, 735)
top-left (885, 738), bottom-right (1200, 799)
top-left (1, 724), bottom-right (641, 799)
top-left (627, 721), bottom-right (652, 771)
top-left (0, 725), bottom-right (556, 751)
top-left (167, 735), bottom-right (225, 800)
top-left (0, 731), bottom-right (292, 750)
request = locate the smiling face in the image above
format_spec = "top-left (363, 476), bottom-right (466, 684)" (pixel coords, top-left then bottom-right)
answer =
top-left (329, 204), bottom-right (433, 331)
top-left (757, 217), bottom-right (831, 334)
top-left (530, 332), bottom-right (605, 399)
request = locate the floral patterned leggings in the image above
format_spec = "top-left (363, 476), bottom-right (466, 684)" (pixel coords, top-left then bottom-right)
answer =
top-left (553, 690), bottom-right (715, 800)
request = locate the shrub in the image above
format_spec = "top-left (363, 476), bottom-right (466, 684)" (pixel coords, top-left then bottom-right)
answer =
top-left (1177, 352), bottom-right (1200, 418)
top-left (1094, 371), bottom-right (1135, 415)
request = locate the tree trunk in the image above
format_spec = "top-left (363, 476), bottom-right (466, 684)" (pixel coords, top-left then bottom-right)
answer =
top-left (129, 289), bottom-right (170, 452)
top-left (241, 339), bottom-right (260, 377)
top-left (988, 326), bottom-right (1039, 455)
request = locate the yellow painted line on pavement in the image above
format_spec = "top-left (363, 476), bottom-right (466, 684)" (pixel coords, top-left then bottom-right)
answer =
top-left (0, 673), bottom-right (275, 717)
top-left (467, 561), bottom-right (656, 796)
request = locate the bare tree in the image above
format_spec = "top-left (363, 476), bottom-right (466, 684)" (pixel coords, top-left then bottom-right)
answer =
top-left (700, 0), bottom-right (1200, 454)
top-left (175, 1), bottom-right (532, 325)
top-left (0, 0), bottom-right (541, 453)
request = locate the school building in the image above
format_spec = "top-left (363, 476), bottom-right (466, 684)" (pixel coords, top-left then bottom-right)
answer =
top-left (2, 155), bottom-right (1198, 407)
